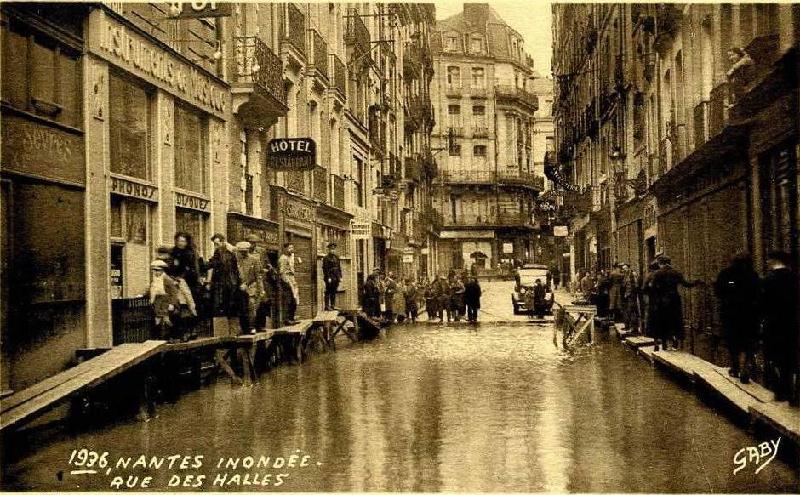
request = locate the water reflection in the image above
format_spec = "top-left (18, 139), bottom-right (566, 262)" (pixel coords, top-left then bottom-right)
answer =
top-left (3, 324), bottom-right (799, 492)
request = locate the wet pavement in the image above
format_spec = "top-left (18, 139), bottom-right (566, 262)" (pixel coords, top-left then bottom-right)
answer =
top-left (3, 306), bottom-right (799, 492)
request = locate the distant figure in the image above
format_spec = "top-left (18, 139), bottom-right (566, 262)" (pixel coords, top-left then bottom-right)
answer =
top-left (608, 264), bottom-right (624, 321)
top-left (649, 256), bottom-right (702, 351)
top-left (464, 277), bottom-right (482, 323)
top-left (434, 275), bottom-right (450, 323)
top-left (714, 252), bottom-right (760, 383)
top-left (449, 275), bottom-right (465, 322)
top-left (393, 278), bottom-right (407, 323)
top-left (322, 242), bottom-right (342, 311)
top-left (621, 264), bottom-right (640, 333)
top-left (384, 272), bottom-right (398, 322)
top-left (207, 233), bottom-right (240, 335)
top-left (551, 265), bottom-right (561, 290)
top-left (532, 278), bottom-right (547, 319)
top-left (404, 279), bottom-right (419, 323)
top-left (236, 241), bottom-right (264, 335)
top-left (362, 273), bottom-right (381, 318)
top-left (761, 252), bottom-right (799, 405)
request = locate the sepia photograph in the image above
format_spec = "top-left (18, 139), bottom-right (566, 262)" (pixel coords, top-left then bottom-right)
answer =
top-left (0, 0), bottom-right (799, 492)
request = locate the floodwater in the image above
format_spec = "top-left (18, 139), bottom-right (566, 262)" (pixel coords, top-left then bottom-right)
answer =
top-left (3, 323), bottom-right (799, 492)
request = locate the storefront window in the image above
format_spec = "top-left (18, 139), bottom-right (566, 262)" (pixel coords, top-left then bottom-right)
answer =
top-left (109, 196), bottom-right (151, 297)
top-left (175, 103), bottom-right (208, 194)
top-left (109, 73), bottom-right (151, 180)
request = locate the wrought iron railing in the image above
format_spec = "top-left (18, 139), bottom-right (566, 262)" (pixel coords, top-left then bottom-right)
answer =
top-left (332, 174), bottom-right (345, 209)
top-left (234, 37), bottom-right (286, 105)
top-left (494, 84), bottom-right (539, 111)
top-left (345, 9), bottom-right (370, 58)
top-left (283, 3), bottom-right (306, 57)
top-left (404, 155), bottom-right (422, 182)
top-left (330, 54), bottom-right (346, 96)
top-left (443, 212), bottom-right (534, 228)
top-left (313, 165), bottom-right (328, 203)
top-left (111, 296), bottom-right (212, 345)
top-left (307, 29), bottom-right (328, 77)
top-left (439, 169), bottom-right (544, 190)
top-left (472, 126), bottom-right (490, 138)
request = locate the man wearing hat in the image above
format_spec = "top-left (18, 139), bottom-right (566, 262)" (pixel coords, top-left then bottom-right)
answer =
top-left (322, 241), bottom-right (342, 311)
top-left (207, 233), bottom-right (240, 336)
top-left (649, 254), bottom-right (703, 351)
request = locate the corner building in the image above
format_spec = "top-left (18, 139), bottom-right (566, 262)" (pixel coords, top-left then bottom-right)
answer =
top-left (430, 3), bottom-right (544, 275)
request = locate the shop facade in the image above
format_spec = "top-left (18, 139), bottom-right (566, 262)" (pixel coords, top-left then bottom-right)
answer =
top-left (84, 8), bottom-right (229, 347)
top-left (1, 3), bottom-right (89, 391)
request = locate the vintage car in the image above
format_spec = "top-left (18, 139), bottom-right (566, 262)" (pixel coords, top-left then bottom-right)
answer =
top-left (511, 264), bottom-right (555, 315)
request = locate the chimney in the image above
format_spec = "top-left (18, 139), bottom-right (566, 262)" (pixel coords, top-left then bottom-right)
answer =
top-left (463, 3), bottom-right (490, 31)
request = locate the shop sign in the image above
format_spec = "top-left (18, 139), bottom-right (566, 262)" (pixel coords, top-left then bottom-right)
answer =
top-left (168, 2), bottom-right (233, 19)
top-left (351, 221), bottom-right (370, 240)
top-left (402, 254), bottom-right (414, 263)
top-left (111, 175), bottom-right (157, 201)
top-left (175, 190), bottom-right (210, 211)
top-left (278, 194), bottom-right (315, 223)
top-left (553, 225), bottom-right (569, 237)
top-left (502, 242), bottom-right (514, 254)
top-left (403, 247), bottom-right (415, 255)
top-left (1, 114), bottom-right (85, 185)
top-left (267, 138), bottom-right (316, 171)
top-left (421, 247), bottom-right (430, 255)
top-left (439, 230), bottom-right (495, 239)
top-left (90, 11), bottom-right (228, 117)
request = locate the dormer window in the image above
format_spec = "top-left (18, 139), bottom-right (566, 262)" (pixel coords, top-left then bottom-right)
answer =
top-left (446, 36), bottom-right (460, 52)
top-left (470, 36), bottom-right (484, 54)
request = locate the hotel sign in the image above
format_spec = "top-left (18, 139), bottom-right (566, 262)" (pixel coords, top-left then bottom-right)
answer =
top-left (89, 10), bottom-right (228, 118)
top-left (168, 2), bottom-right (233, 19)
top-left (267, 138), bottom-right (316, 171)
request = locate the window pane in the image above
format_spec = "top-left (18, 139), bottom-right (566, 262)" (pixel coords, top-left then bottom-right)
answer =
top-left (125, 200), bottom-right (148, 245)
top-left (175, 104), bottom-right (207, 193)
top-left (110, 74), bottom-right (150, 179)
top-left (30, 38), bottom-right (55, 108)
top-left (57, 51), bottom-right (81, 128)
top-left (2, 28), bottom-right (28, 109)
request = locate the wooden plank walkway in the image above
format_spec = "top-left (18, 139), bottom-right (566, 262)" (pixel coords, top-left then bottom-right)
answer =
top-left (624, 336), bottom-right (655, 348)
top-left (1, 341), bottom-right (165, 431)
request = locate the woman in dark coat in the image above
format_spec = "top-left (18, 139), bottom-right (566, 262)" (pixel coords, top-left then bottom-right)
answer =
top-left (171, 232), bottom-right (201, 292)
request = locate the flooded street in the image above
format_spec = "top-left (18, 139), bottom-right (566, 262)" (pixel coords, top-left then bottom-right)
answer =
top-left (3, 322), bottom-right (798, 492)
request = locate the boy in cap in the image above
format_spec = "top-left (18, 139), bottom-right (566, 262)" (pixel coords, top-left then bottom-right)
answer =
top-left (149, 259), bottom-right (181, 342)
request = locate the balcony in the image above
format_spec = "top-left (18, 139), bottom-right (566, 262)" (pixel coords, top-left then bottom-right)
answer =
top-left (469, 86), bottom-right (489, 99)
top-left (494, 85), bottom-right (539, 112)
top-left (439, 169), bottom-right (544, 191)
top-left (329, 53), bottom-right (347, 99)
top-left (447, 126), bottom-right (464, 138)
top-left (708, 82), bottom-right (730, 138)
top-left (421, 153), bottom-right (438, 181)
top-left (332, 174), bottom-right (345, 210)
top-left (281, 3), bottom-right (306, 59)
top-left (472, 126), bottom-right (490, 138)
top-left (653, 4), bottom-right (681, 54)
top-left (403, 41), bottom-right (422, 79)
top-left (727, 34), bottom-right (782, 119)
top-left (404, 155), bottom-right (422, 182)
top-left (445, 84), bottom-right (462, 98)
top-left (312, 165), bottom-right (328, 203)
top-left (232, 37), bottom-right (287, 126)
top-left (345, 10), bottom-right (371, 61)
top-left (306, 29), bottom-right (328, 83)
top-left (443, 212), bottom-right (535, 229)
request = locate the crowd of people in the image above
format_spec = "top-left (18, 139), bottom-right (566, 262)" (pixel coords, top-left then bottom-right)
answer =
top-left (572, 251), bottom-right (798, 406)
top-left (147, 232), bottom-right (336, 343)
top-left (361, 269), bottom-right (483, 324)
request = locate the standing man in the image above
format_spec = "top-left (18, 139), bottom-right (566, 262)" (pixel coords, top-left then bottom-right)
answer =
top-left (714, 252), bottom-right (760, 383)
top-left (322, 242), bottom-right (342, 311)
top-left (207, 233), bottom-right (240, 336)
top-left (236, 241), bottom-right (264, 334)
top-left (761, 251), bottom-right (799, 405)
top-left (464, 276), bottom-right (482, 323)
top-left (650, 255), bottom-right (702, 351)
top-left (278, 242), bottom-right (299, 325)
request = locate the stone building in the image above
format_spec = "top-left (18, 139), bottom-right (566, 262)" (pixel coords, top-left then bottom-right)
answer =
top-left (430, 3), bottom-right (544, 275)
top-left (552, 3), bottom-right (800, 364)
top-left (0, 2), bottom-right (437, 392)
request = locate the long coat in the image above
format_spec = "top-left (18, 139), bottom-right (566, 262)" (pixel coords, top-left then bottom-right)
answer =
top-left (761, 267), bottom-right (798, 364)
top-left (209, 246), bottom-right (239, 317)
top-left (713, 261), bottom-right (760, 346)
top-left (649, 266), bottom-right (697, 340)
top-left (464, 280), bottom-right (482, 309)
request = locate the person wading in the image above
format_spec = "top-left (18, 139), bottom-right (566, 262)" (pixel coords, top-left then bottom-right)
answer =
top-left (714, 252), bottom-right (760, 383)
top-left (322, 242), bottom-right (342, 311)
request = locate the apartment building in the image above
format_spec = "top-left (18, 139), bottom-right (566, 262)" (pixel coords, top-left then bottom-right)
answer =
top-left (430, 3), bottom-right (543, 275)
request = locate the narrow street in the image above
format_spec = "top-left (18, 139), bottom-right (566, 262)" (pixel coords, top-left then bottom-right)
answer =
top-left (3, 282), bottom-right (798, 493)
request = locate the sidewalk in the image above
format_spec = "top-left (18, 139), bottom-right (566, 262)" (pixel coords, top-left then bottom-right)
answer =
top-left (554, 289), bottom-right (800, 452)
